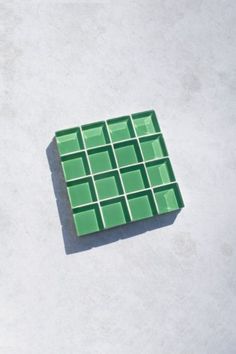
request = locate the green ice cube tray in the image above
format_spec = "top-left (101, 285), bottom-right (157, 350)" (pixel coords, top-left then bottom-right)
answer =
top-left (55, 110), bottom-right (184, 236)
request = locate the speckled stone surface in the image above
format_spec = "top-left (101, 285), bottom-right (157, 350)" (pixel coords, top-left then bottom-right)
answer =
top-left (1, 2), bottom-right (236, 353)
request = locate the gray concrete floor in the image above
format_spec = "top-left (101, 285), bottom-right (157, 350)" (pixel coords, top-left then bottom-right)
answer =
top-left (1, 2), bottom-right (236, 353)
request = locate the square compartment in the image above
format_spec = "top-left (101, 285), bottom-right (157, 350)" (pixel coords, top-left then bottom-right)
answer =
top-left (94, 171), bottom-right (123, 200)
top-left (154, 183), bottom-right (184, 214)
top-left (114, 140), bottom-right (142, 167)
top-left (146, 158), bottom-right (175, 186)
top-left (56, 127), bottom-right (84, 155)
top-left (139, 134), bottom-right (167, 161)
top-left (101, 197), bottom-right (131, 228)
top-left (128, 190), bottom-right (157, 221)
top-left (88, 146), bottom-right (116, 174)
top-left (82, 122), bottom-right (110, 148)
top-left (61, 152), bottom-right (90, 181)
top-left (120, 164), bottom-right (149, 193)
top-left (73, 204), bottom-right (104, 236)
top-left (132, 110), bottom-right (160, 136)
top-left (67, 177), bottom-right (97, 208)
top-left (107, 116), bottom-right (135, 142)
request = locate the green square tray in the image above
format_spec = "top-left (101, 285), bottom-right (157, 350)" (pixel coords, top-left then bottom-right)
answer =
top-left (55, 110), bottom-right (184, 236)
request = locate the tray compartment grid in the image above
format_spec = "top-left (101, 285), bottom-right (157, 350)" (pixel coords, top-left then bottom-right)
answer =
top-left (55, 110), bottom-right (184, 236)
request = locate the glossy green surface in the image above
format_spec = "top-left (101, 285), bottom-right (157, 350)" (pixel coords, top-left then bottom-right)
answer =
top-left (121, 165), bottom-right (149, 193)
top-left (73, 204), bottom-right (103, 236)
top-left (154, 183), bottom-right (184, 214)
top-left (55, 110), bottom-right (184, 236)
top-left (101, 198), bottom-right (130, 228)
top-left (67, 177), bottom-right (96, 207)
top-left (88, 146), bottom-right (116, 174)
top-left (82, 122), bottom-right (109, 148)
top-left (107, 116), bottom-right (135, 142)
top-left (56, 128), bottom-right (84, 155)
top-left (140, 134), bottom-right (167, 161)
top-left (146, 158), bottom-right (175, 186)
top-left (132, 110), bottom-right (160, 136)
top-left (62, 152), bottom-right (89, 181)
top-left (128, 191), bottom-right (157, 221)
top-left (95, 171), bottom-right (123, 200)
top-left (114, 140), bottom-right (142, 167)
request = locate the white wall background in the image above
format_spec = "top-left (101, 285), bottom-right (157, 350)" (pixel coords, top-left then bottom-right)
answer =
top-left (1, 1), bottom-right (236, 353)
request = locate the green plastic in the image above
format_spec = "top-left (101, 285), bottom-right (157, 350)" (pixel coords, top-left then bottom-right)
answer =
top-left (140, 134), bottom-right (168, 160)
top-left (88, 146), bottom-right (116, 174)
top-left (61, 152), bottom-right (89, 181)
top-left (73, 204), bottom-right (103, 236)
top-left (56, 127), bottom-right (84, 155)
top-left (67, 177), bottom-right (97, 208)
top-left (132, 110), bottom-right (160, 136)
top-left (55, 110), bottom-right (184, 236)
top-left (146, 158), bottom-right (175, 186)
top-left (94, 171), bottom-right (123, 200)
top-left (154, 183), bottom-right (184, 214)
top-left (101, 197), bottom-right (131, 228)
top-left (120, 165), bottom-right (149, 193)
top-left (107, 116), bottom-right (135, 142)
top-left (114, 140), bottom-right (142, 167)
top-left (128, 190), bottom-right (157, 221)
top-left (82, 122), bottom-right (110, 148)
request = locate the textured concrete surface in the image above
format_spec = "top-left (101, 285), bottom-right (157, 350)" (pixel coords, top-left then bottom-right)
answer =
top-left (1, 2), bottom-right (236, 353)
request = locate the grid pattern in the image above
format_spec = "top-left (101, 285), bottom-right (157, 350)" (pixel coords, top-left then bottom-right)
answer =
top-left (55, 110), bottom-right (184, 236)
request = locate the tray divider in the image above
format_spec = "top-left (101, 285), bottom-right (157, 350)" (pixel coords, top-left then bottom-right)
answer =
top-left (105, 121), bottom-right (133, 221)
top-left (79, 129), bottom-right (106, 229)
top-left (129, 115), bottom-right (160, 215)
